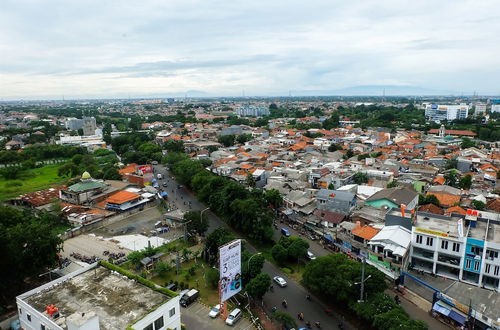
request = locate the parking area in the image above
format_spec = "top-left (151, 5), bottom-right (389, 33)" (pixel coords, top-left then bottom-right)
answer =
top-left (181, 302), bottom-right (254, 330)
top-left (61, 234), bottom-right (130, 263)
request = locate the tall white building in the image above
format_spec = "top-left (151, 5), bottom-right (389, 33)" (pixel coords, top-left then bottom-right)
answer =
top-left (17, 262), bottom-right (181, 330)
top-left (475, 103), bottom-right (487, 115)
top-left (236, 104), bottom-right (269, 117)
top-left (425, 104), bottom-right (469, 122)
top-left (491, 99), bottom-right (500, 113)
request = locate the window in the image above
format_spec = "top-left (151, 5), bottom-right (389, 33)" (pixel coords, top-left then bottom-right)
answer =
top-left (495, 266), bottom-right (500, 276)
top-left (143, 324), bottom-right (153, 330)
top-left (471, 246), bottom-right (483, 256)
top-left (169, 307), bottom-right (176, 317)
top-left (426, 237), bottom-right (433, 246)
top-left (41, 325), bottom-right (46, 330)
top-left (452, 243), bottom-right (460, 252)
top-left (441, 240), bottom-right (448, 250)
top-left (485, 264), bottom-right (491, 274)
top-left (487, 250), bottom-right (499, 260)
top-left (27, 314), bottom-right (31, 322)
top-left (416, 235), bottom-right (423, 244)
top-left (154, 316), bottom-right (164, 329)
top-left (474, 261), bottom-right (480, 271)
top-left (466, 259), bottom-right (471, 269)
top-left (19, 308), bottom-right (22, 315)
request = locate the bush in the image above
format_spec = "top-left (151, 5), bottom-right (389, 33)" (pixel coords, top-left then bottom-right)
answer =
top-left (4, 181), bottom-right (22, 187)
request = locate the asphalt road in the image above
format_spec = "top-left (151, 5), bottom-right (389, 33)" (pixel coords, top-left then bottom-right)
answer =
top-left (154, 164), bottom-right (350, 330)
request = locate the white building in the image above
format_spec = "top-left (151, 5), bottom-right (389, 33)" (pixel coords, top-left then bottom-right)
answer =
top-left (17, 262), bottom-right (181, 330)
top-left (410, 211), bottom-right (500, 292)
top-left (236, 104), bottom-right (269, 117)
top-left (425, 104), bottom-right (469, 122)
top-left (491, 99), bottom-right (500, 113)
top-left (475, 103), bottom-right (487, 115)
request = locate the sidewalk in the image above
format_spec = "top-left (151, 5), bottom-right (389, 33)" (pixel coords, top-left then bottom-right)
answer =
top-left (387, 287), bottom-right (452, 330)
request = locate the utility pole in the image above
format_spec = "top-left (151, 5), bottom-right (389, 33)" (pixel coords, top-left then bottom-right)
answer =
top-left (360, 257), bottom-right (366, 302)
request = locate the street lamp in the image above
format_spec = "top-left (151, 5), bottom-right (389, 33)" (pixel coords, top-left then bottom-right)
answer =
top-left (247, 252), bottom-right (262, 272)
top-left (354, 258), bottom-right (371, 302)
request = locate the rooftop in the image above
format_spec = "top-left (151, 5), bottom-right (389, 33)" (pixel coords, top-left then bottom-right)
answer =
top-left (68, 180), bottom-right (107, 193)
top-left (21, 264), bottom-right (171, 329)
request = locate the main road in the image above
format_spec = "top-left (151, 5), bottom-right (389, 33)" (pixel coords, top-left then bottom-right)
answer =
top-left (153, 164), bottom-right (447, 330)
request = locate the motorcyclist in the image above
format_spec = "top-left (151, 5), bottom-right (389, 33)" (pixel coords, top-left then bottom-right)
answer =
top-left (315, 321), bottom-right (321, 328)
top-left (282, 299), bottom-right (287, 308)
top-left (306, 294), bottom-right (311, 301)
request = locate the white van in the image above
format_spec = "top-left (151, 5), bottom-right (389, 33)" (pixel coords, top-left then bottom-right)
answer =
top-left (225, 308), bottom-right (242, 326)
top-left (157, 173), bottom-right (163, 180)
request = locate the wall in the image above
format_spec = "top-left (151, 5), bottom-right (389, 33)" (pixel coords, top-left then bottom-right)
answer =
top-left (131, 296), bottom-right (181, 330)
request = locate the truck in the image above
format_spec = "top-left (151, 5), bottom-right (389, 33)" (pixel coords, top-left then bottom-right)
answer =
top-left (180, 289), bottom-right (199, 307)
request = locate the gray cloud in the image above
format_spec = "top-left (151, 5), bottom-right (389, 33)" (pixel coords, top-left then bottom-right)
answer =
top-left (1, 0), bottom-right (500, 99)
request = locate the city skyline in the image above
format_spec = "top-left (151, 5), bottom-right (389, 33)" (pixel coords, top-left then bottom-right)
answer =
top-left (1, 0), bottom-right (500, 100)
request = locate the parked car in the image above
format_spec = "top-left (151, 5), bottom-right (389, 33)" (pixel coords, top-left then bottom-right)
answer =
top-left (307, 251), bottom-right (316, 260)
top-left (225, 308), bottom-right (242, 325)
top-left (280, 228), bottom-right (291, 237)
top-left (273, 276), bottom-right (287, 287)
top-left (163, 182), bottom-right (168, 187)
top-left (157, 173), bottom-right (163, 180)
top-left (165, 283), bottom-right (177, 291)
top-left (180, 289), bottom-right (199, 307)
top-left (208, 304), bottom-right (221, 318)
top-left (151, 161), bottom-right (159, 165)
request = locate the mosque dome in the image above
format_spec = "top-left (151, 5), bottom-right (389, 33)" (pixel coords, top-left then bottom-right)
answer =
top-left (81, 171), bottom-right (92, 179)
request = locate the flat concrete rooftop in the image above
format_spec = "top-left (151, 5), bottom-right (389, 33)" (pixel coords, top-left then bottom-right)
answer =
top-left (415, 213), bottom-right (462, 238)
top-left (24, 266), bottom-right (167, 329)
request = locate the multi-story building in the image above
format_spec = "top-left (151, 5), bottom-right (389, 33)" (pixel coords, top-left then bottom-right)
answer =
top-left (236, 104), bottom-right (269, 117)
top-left (475, 103), bottom-right (487, 115)
top-left (491, 99), bottom-right (500, 113)
top-left (424, 104), bottom-right (469, 122)
top-left (410, 210), bottom-right (500, 292)
top-left (16, 262), bottom-right (181, 330)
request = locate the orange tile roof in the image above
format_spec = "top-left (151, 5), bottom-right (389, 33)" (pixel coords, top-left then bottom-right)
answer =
top-left (289, 141), bottom-right (307, 151)
top-left (240, 164), bottom-right (253, 169)
top-left (433, 176), bottom-right (445, 185)
top-left (238, 151), bottom-right (252, 157)
top-left (446, 206), bottom-right (467, 215)
top-left (426, 192), bottom-right (461, 208)
top-left (352, 226), bottom-right (380, 240)
top-left (119, 163), bottom-right (137, 175)
top-left (106, 191), bottom-right (140, 204)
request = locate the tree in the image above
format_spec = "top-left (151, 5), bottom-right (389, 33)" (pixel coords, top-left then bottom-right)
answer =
top-left (183, 210), bottom-right (209, 236)
top-left (265, 189), bottom-right (282, 209)
top-left (218, 134), bottom-right (235, 147)
top-left (352, 292), bottom-right (398, 323)
top-left (328, 144), bottom-right (342, 152)
top-left (353, 172), bottom-right (369, 184)
top-left (287, 237), bottom-right (310, 261)
top-left (246, 173), bottom-right (256, 188)
top-left (206, 268), bottom-right (220, 289)
top-left (246, 273), bottom-right (271, 300)
top-left (163, 140), bottom-right (185, 153)
top-left (0, 206), bottom-right (63, 302)
top-left (328, 183), bottom-right (335, 190)
top-left (420, 194), bottom-right (440, 206)
top-left (272, 311), bottom-right (297, 329)
top-left (445, 157), bottom-right (458, 170)
top-left (0, 166), bottom-right (21, 180)
top-left (373, 307), bottom-right (427, 330)
top-left (155, 262), bottom-right (170, 275)
top-left (459, 174), bottom-right (472, 190)
top-left (387, 181), bottom-right (398, 188)
top-left (444, 170), bottom-right (459, 187)
top-left (302, 254), bottom-right (387, 303)
top-left (237, 134), bottom-right (253, 144)
top-left (204, 228), bottom-right (235, 265)
top-left (472, 200), bottom-right (485, 210)
top-left (461, 138), bottom-right (476, 149)
top-left (343, 149), bottom-right (354, 159)
top-left (245, 253), bottom-right (265, 281)
top-left (271, 244), bottom-right (288, 265)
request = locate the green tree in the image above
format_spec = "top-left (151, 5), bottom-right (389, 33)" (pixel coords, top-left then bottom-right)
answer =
top-left (444, 170), bottom-right (459, 187)
top-left (155, 262), bottom-right (170, 275)
top-left (271, 244), bottom-right (288, 265)
top-left (328, 144), bottom-right (342, 152)
top-left (264, 189), bottom-right (282, 209)
top-left (0, 166), bottom-right (21, 180)
top-left (218, 135), bottom-right (235, 147)
top-left (204, 228), bottom-right (235, 265)
top-left (353, 172), bottom-right (369, 184)
top-left (272, 311), bottom-right (297, 329)
top-left (287, 237), bottom-right (310, 261)
top-left (206, 268), bottom-right (220, 289)
top-left (420, 194), bottom-right (440, 206)
top-left (373, 308), bottom-right (427, 330)
top-left (472, 200), bottom-right (485, 210)
top-left (163, 140), bottom-right (185, 153)
top-left (246, 173), bottom-right (256, 188)
top-left (461, 138), bottom-right (476, 149)
top-left (343, 149), bottom-right (355, 159)
top-left (387, 181), bottom-right (398, 188)
top-left (352, 292), bottom-right (398, 323)
top-left (459, 174), bottom-right (472, 190)
top-left (237, 134), bottom-right (253, 144)
top-left (445, 157), bottom-right (458, 170)
top-left (328, 183), bottom-right (335, 190)
top-left (183, 210), bottom-right (209, 236)
top-left (246, 273), bottom-right (271, 300)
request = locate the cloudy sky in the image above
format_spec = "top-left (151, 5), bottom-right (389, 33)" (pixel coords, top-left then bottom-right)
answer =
top-left (1, 0), bottom-right (500, 99)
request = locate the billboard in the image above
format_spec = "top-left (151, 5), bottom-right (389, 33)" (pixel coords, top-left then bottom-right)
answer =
top-left (219, 239), bottom-right (242, 302)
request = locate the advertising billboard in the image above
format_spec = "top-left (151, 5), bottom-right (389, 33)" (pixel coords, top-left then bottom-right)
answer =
top-left (219, 239), bottom-right (242, 302)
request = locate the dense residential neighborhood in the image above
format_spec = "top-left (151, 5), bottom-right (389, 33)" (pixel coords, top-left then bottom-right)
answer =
top-left (0, 97), bottom-right (499, 330)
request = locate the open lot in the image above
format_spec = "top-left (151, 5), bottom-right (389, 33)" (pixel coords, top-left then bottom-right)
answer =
top-left (181, 302), bottom-right (254, 330)
top-left (0, 164), bottom-right (66, 201)
top-left (61, 234), bottom-right (130, 262)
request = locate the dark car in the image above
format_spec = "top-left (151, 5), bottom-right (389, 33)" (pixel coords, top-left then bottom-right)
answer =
top-left (165, 283), bottom-right (177, 291)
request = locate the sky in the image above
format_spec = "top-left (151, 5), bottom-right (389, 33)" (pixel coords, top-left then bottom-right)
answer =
top-left (1, 0), bottom-right (500, 100)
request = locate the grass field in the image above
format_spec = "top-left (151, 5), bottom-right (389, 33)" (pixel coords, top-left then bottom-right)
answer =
top-left (0, 164), bottom-right (67, 201)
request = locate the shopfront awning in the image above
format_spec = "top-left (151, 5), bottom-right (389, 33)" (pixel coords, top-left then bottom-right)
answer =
top-left (432, 302), bottom-right (451, 316)
top-left (323, 234), bottom-right (334, 243)
top-left (448, 310), bottom-right (466, 325)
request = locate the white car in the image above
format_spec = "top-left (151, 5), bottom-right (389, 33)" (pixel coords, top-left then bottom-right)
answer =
top-left (273, 276), bottom-right (287, 287)
top-left (307, 251), bottom-right (316, 260)
top-left (208, 304), bottom-right (221, 318)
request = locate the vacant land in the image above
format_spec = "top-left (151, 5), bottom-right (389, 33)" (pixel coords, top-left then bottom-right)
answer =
top-left (0, 164), bottom-right (67, 201)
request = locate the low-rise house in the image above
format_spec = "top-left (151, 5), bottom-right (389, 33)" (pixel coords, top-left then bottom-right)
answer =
top-left (368, 225), bottom-right (412, 276)
top-left (316, 189), bottom-right (356, 215)
top-left (313, 209), bottom-right (346, 228)
top-left (364, 186), bottom-right (419, 210)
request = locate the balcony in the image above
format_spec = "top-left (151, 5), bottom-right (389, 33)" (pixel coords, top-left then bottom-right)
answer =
top-left (437, 253), bottom-right (461, 268)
